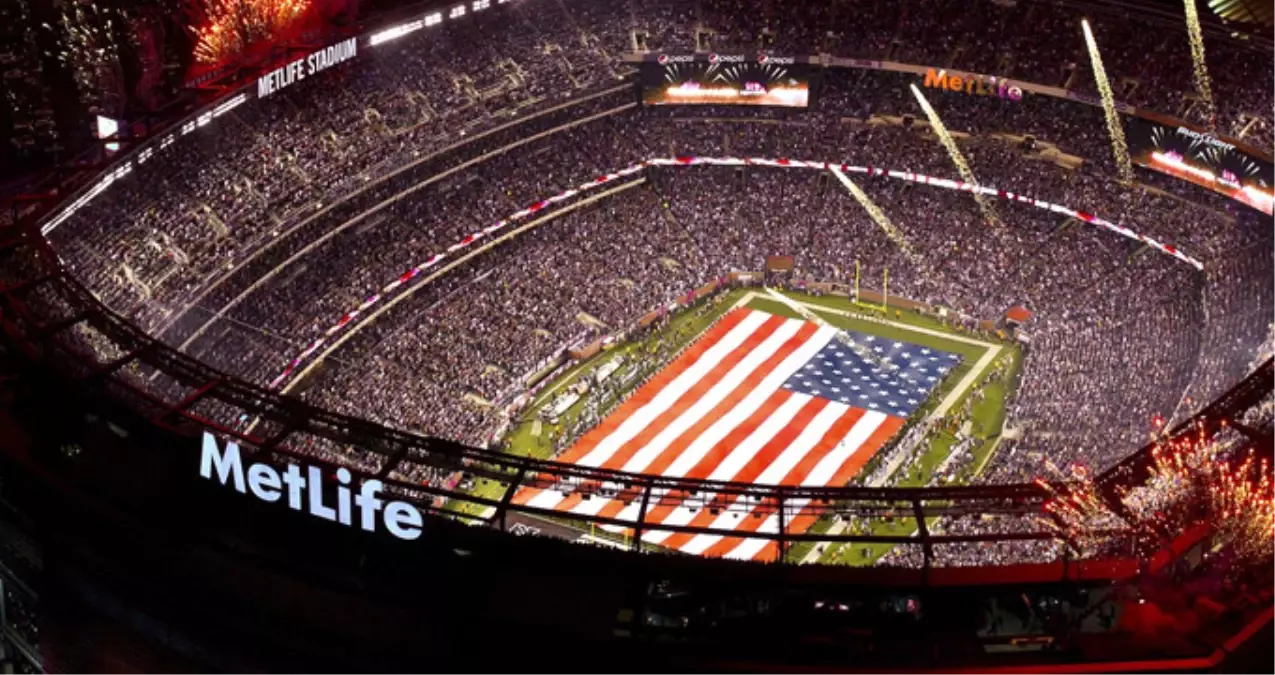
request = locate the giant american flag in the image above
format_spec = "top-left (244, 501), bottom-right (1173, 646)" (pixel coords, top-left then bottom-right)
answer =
top-left (514, 307), bottom-right (961, 561)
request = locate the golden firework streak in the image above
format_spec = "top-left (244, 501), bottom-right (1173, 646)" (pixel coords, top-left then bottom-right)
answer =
top-left (1182, 0), bottom-right (1216, 132)
top-left (908, 84), bottom-right (1002, 227)
top-left (829, 165), bottom-right (924, 270)
top-left (1081, 20), bottom-right (1134, 184)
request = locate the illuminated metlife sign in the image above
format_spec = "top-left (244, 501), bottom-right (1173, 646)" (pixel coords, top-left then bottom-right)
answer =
top-left (199, 431), bottom-right (424, 540)
top-left (257, 38), bottom-right (358, 99)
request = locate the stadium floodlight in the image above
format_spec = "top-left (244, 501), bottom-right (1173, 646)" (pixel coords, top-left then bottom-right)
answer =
top-left (370, 20), bottom-right (424, 46)
top-left (449, 5), bottom-right (466, 18)
top-left (95, 115), bottom-right (121, 153)
top-left (424, 12), bottom-right (442, 27)
top-left (472, 0), bottom-right (491, 10)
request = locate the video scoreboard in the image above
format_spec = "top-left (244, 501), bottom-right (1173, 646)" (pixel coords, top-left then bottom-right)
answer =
top-left (1126, 116), bottom-right (1273, 215)
top-left (640, 53), bottom-right (816, 108)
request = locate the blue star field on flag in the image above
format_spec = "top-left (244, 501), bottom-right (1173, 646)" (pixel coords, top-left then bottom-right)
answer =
top-left (780, 330), bottom-right (962, 417)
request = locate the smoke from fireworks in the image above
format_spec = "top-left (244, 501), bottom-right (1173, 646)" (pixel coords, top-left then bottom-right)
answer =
top-left (1081, 20), bottom-right (1134, 184)
top-left (192, 0), bottom-right (312, 64)
top-left (1182, 0), bottom-right (1216, 132)
top-left (909, 83), bottom-right (1002, 228)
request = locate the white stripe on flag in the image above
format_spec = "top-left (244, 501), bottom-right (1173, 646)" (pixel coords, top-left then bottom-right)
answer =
top-left (718, 411), bottom-right (891, 560)
top-left (675, 401), bottom-right (861, 555)
top-left (571, 319), bottom-right (813, 518)
top-left (523, 310), bottom-right (772, 512)
top-left (638, 392), bottom-right (813, 543)
top-left (581, 325), bottom-right (836, 522)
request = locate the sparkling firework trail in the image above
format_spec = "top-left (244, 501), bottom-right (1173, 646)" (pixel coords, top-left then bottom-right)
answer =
top-left (47, 4), bottom-right (124, 109)
top-left (1182, 0), bottom-right (1216, 132)
top-left (828, 165), bottom-right (925, 269)
top-left (908, 83), bottom-right (1002, 228)
top-left (1081, 20), bottom-right (1134, 184)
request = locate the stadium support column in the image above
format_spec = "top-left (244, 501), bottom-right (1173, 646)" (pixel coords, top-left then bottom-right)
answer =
top-left (493, 466), bottom-right (527, 532)
top-left (776, 491), bottom-right (787, 564)
top-left (913, 498), bottom-right (932, 578)
top-left (631, 483), bottom-right (653, 552)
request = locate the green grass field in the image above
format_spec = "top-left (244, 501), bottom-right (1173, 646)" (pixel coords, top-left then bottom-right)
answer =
top-left (447, 287), bottom-right (1022, 564)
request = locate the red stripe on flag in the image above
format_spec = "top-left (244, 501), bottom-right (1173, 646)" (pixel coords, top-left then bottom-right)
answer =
top-left (695, 407), bottom-right (876, 558)
top-left (553, 315), bottom-right (791, 519)
top-left (743, 415), bottom-right (906, 562)
top-left (513, 308), bottom-right (752, 506)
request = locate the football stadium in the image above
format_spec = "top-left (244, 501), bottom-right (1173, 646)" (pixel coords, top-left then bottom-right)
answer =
top-left (0, 0), bottom-right (1271, 671)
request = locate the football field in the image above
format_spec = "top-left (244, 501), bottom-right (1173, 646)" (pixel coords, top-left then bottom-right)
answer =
top-left (456, 288), bottom-right (1017, 563)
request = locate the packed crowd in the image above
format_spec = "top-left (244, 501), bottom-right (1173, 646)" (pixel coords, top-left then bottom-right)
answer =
top-left (30, 0), bottom-right (1274, 566)
top-left (50, 100), bottom-right (1272, 476)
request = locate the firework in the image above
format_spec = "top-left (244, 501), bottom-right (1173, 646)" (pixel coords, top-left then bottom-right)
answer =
top-left (1035, 462), bottom-right (1128, 557)
top-left (47, 3), bottom-right (124, 111)
top-left (828, 166), bottom-right (924, 268)
top-left (192, 0), bottom-right (312, 64)
top-left (1182, 0), bottom-right (1216, 132)
top-left (1081, 20), bottom-right (1134, 184)
top-left (908, 84), bottom-right (1001, 228)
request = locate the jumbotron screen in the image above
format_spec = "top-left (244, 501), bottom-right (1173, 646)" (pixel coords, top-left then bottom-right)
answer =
top-left (640, 53), bottom-right (813, 108)
top-left (1126, 117), bottom-right (1274, 215)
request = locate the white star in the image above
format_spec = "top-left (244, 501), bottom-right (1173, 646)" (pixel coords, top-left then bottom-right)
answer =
top-left (888, 401), bottom-right (898, 407)
top-left (841, 377), bottom-right (851, 383)
top-left (874, 346), bottom-right (884, 353)
top-left (861, 375), bottom-right (870, 381)
top-left (893, 342), bottom-right (903, 348)
top-left (921, 348), bottom-right (931, 354)
top-left (866, 336), bottom-right (877, 342)
top-left (929, 356), bottom-right (938, 362)
top-left (869, 402), bottom-right (879, 409)
top-left (851, 385), bottom-right (860, 391)
top-left (831, 387), bottom-right (840, 393)
top-left (814, 369), bottom-right (823, 375)
top-left (859, 394), bottom-right (868, 400)
top-left (834, 352), bottom-right (844, 357)
top-left (927, 376), bottom-right (937, 382)
top-left (821, 379), bottom-right (831, 385)
top-left (908, 398), bottom-right (918, 405)
top-left (804, 364), bottom-right (815, 370)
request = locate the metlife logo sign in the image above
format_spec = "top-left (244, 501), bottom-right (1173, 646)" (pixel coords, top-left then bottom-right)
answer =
top-left (199, 431), bottom-right (423, 540)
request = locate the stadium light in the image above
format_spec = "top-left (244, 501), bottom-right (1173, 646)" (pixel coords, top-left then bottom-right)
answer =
top-left (95, 115), bottom-right (120, 153)
top-left (424, 12), bottom-right (442, 26)
top-left (472, 0), bottom-right (490, 10)
top-left (449, 5), bottom-right (466, 18)
top-left (370, 20), bottom-right (425, 46)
